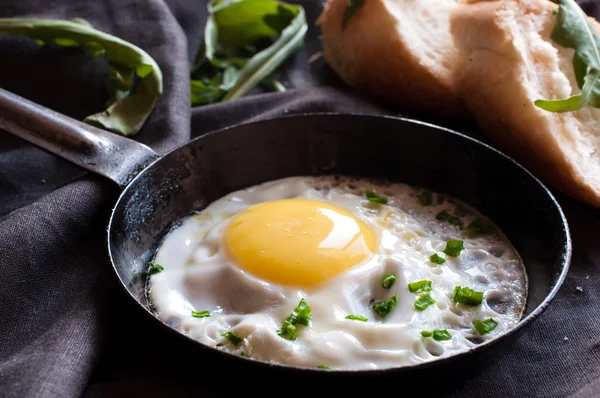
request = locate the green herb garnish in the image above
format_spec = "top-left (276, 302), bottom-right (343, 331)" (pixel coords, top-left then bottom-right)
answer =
top-left (191, 310), bottom-right (211, 318)
top-left (318, 365), bottom-right (332, 370)
top-left (414, 294), bottom-right (436, 311)
top-left (240, 352), bottom-right (249, 357)
top-left (147, 261), bottom-right (164, 275)
top-left (453, 286), bottom-right (484, 306)
top-left (535, 0), bottom-right (600, 112)
top-left (381, 273), bottom-right (396, 289)
top-left (436, 210), bottom-right (463, 226)
top-left (372, 294), bottom-right (398, 318)
top-left (0, 18), bottom-right (163, 136)
top-left (345, 314), bottom-right (368, 322)
top-left (421, 329), bottom-right (452, 341)
top-left (443, 239), bottom-right (465, 257)
top-left (365, 189), bottom-right (388, 204)
top-left (462, 218), bottom-right (495, 233)
top-left (429, 253), bottom-right (446, 265)
top-left (417, 190), bottom-right (433, 206)
top-left (191, 0), bottom-right (307, 106)
top-left (277, 298), bottom-right (311, 340)
top-left (221, 331), bottom-right (243, 345)
top-left (408, 280), bottom-right (432, 294)
top-left (474, 318), bottom-right (498, 335)
top-left (341, 0), bottom-right (365, 31)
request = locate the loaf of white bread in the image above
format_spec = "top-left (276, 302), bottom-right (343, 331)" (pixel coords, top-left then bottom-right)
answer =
top-left (318, 0), bottom-right (600, 207)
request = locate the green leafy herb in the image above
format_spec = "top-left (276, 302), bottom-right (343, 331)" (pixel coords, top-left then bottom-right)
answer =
top-left (408, 280), bottom-right (432, 294)
top-left (191, 310), bottom-right (211, 318)
top-left (0, 18), bottom-right (163, 136)
top-left (365, 189), bottom-right (388, 204)
top-left (381, 273), bottom-right (396, 289)
top-left (240, 352), bottom-right (249, 357)
top-left (221, 331), bottom-right (243, 345)
top-left (535, 0), bottom-right (600, 112)
top-left (277, 298), bottom-right (311, 340)
top-left (191, 0), bottom-right (307, 106)
top-left (417, 190), bottom-right (433, 206)
top-left (421, 329), bottom-right (452, 341)
top-left (462, 218), bottom-right (495, 233)
top-left (372, 294), bottom-right (398, 318)
top-left (473, 318), bottom-right (498, 335)
top-left (453, 286), bottom-right (484, 306)
top-left (147, 261), bottom-right (164, 275)
top-left (443, 239), bottom-right (465, 257)
top-left (318, 365), bottom-right (332, 370)
top-left (430, 253), bottom-right (446, 265)
top-left (341, 0), bottom-right (365, 31)
top-left (436, 210), bottom-right (463, 226)
top-left (414, 293), bottom-right (436, 311)
top-left (345, 314), bottom-right (368, 322)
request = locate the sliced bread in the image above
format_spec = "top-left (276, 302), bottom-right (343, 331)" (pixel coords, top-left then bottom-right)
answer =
top-left (317, 0), bottom-right (467, 118)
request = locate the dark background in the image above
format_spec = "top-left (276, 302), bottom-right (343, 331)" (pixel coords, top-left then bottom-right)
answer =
top-left (0, 0), bottom-right (599, 396)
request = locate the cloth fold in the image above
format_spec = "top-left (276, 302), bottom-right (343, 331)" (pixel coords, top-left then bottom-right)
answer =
top-left (1, 0), bottom-right (600, 397)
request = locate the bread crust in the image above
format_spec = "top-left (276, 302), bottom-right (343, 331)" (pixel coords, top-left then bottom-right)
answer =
top-left (318, 0), bottom-right (469, 118)
top-left (451, 0), bottom-right (600, 207)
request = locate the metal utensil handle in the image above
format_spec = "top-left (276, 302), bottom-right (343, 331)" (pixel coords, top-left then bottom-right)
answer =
top-left (0, 87), bottom-right (159, 189)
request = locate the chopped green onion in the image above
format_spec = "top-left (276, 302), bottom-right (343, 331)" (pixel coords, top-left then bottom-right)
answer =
top-left (421, 329), bottom-right (452, 341)
top-left (277, 298), bottom-right (311, 340)
top-left (372, 294), bottom-right (398, 318)
top-left (417, 190), bottom-right (433, 206)
top-left (429, 253), bottom-right (446, 264)
top-left (365, 189), bottom-right (388, 204)
top-left (221, 331), bottom-right (243, 345)
top-left (147, 261), bottom-right (164, 274)
top-left (443, 239), bottom-right (465, 257)
top-left (345, 314), bottom-right (368, 322)
top-left (407, 280), bottom-right (432, 294)
top-left (381, 273), bottom-right (396, 289)
top-left (191, 310), bottom-right (210, 318)
top-left (318, 365), bottom-right (332, 370)
top-left (240, 352), bottom-right (249, 357)
top-left (414, 293), bottom-right (436, 311)
top-left (436, 210), bottom-right (463, 226)
top-left (453, 286), bottom-right (484, 306)
top-left (473, 318), bottom-right (498, 335)
top-left (462, 218), bottom-right (495, 233)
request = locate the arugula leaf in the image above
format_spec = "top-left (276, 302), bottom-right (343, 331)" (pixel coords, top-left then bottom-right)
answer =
top-left (535, 0), bottom-right (600, 112)
top-left (0, 18), bottom-right (162, 136)
top-left (341, 0), bottom-right (365, 31)
top-left (191, 0), bottom-right (307, 106)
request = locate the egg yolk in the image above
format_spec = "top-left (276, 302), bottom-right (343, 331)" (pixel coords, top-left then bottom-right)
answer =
top-left (224, 199), bottom-right (377, 287)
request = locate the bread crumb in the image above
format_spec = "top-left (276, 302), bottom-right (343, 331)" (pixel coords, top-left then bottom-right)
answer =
top-left (576, 286), bottom-right (583, 292)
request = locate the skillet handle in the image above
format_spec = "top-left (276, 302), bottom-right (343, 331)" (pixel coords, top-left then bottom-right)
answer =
top-left (0, 87), bottom-right (159, 189)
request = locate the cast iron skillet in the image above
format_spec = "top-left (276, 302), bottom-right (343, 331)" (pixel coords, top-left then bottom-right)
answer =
top-left (0, 87), bottom-right (570, 382)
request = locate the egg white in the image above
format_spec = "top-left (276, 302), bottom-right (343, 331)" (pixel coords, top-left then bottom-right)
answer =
top-left (149, 176), bottom-right (527, 370)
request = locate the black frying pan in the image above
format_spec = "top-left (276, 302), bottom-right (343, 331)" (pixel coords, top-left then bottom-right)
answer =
top-left (0, 87), bottom-right (570, 384)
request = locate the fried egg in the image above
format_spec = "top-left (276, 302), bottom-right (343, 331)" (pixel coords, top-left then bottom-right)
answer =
top-left (149, 176), bottom-right (527, 370)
